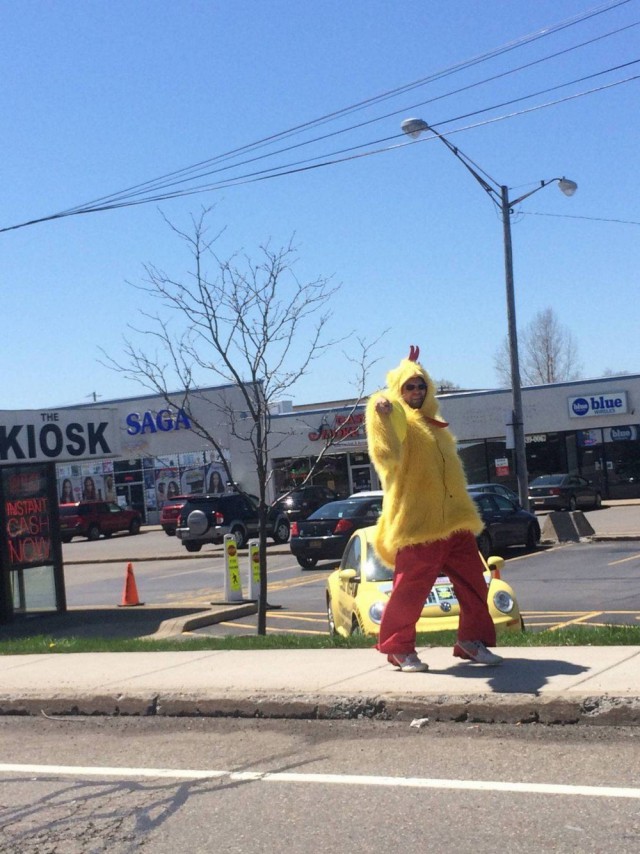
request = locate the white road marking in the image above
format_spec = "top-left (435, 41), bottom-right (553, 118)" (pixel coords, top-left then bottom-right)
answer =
top-left (1, 763), bottom-right (640, 799)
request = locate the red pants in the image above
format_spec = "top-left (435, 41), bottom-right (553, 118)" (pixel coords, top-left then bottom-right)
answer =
top-left (377, 530), bottom-right (496, 655)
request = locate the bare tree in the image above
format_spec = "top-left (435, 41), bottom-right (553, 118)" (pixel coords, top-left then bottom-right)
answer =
top-left (493, 307), bottom-right (582, 387)
top-left (103, 208), bottom-right (380, 634)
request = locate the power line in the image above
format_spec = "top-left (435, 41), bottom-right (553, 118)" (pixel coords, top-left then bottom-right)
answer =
top-left (27, 1), bottom-right (639, 214)
top-left (1, 0), bottom-right (637, 233)
top-left (54, 18), bottom-right (640, 213)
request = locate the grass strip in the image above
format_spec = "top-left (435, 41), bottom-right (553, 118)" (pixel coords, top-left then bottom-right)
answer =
top-left (2, 623), bottom-right (640, 654)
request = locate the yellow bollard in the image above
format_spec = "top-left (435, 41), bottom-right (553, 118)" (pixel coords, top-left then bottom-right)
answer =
top-left (223, 533), bottom-right (243, 602)
top-left (247, 539), bottom-right (260, 601)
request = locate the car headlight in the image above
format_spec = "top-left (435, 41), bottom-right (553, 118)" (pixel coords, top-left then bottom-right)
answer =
top-left (493, 590), bottom-right (514, 614)
top-left (369, 602), bottom-right (385, 624)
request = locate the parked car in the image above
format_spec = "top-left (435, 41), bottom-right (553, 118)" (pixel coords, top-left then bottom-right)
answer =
top-left (273, 485), bottom-right (342, 522)
top-left (176, 493), bottom-right (290, 552)
top-left (528, 473), bottom-right (602, 511)
top-left (326, 526), bottom-right (523, 637)
top-left (469, 491), bottom-right (540, 558)
top-left (467, 482), bottom-right (521, 505)
top-left (160, 494), bottom-right (189, 536)
top-left (59, 501), bottom-right (142, 542)
top-left (290, 495), bottom-right (383, 569)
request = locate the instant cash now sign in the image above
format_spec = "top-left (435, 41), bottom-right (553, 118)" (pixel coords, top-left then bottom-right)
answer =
top-left (0, 409), bottom-right (120, 464)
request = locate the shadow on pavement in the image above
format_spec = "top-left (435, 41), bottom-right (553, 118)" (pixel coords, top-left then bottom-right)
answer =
top-left (442, 657), bottom-right (590, 695)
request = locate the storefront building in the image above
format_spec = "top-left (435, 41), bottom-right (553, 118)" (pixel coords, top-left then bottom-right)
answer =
top-left (0, 384), bottom-right (261, 525)
top-left (268, 374), bottom-right (640, 501)
top-left (4, 375), bottom-right (636, 532)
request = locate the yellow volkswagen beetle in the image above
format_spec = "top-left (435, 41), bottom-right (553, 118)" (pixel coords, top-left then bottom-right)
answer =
top-left (326, 527), bottom-right (523, 637)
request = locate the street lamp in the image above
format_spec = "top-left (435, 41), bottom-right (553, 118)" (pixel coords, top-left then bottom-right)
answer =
top-left (400, 118), bottom-right (577, 510)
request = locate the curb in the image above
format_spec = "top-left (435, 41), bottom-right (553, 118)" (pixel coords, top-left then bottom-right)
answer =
top-left (148, 602), bottom-right (258, 638)
top-left (2, 692), bottom-right (640, 726)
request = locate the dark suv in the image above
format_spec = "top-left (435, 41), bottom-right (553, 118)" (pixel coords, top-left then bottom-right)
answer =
top-left (273, 485), bottom-right (341, 522)
top-left (176, 493), bottom-right (290, 552)
top-left (59, 501), bottom-right (142, 542)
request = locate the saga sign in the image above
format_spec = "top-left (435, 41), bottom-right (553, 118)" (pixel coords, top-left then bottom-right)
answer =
top-left (0, 409), bottom-right (118, 464)
top-left (125, 408), bottom-right (192, 436)
top-left (568, 392), bottom-right (628, 419)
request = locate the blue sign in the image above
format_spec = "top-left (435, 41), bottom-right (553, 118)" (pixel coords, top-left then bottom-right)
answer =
top-left (568, 392), bottom-right (628, 418)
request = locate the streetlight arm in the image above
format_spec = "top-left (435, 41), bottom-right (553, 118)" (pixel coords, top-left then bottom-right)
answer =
top-left (509, 177), bottom-right (578, 207)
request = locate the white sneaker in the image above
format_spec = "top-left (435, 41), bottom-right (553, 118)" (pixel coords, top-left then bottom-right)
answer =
top-left (387, 652), bottom-right (429, 672)
top-left (454, 640), bottom-right (503, 665)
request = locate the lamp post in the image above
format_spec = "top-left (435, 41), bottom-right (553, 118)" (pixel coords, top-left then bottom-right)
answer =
top-left (400, 118), bottom-right (577, 510)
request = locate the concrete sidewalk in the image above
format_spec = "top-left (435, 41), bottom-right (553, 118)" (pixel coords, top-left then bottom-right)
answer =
top-left (1, 645), bottom-right (639, 725)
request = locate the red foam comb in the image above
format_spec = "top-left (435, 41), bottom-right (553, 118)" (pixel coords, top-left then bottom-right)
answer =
top-left (408, 345), bottom-right (420, 362)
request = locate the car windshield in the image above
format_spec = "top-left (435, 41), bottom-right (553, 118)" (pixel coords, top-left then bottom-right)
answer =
top-left (362, 550), bottom-right (394, 582)
top-left (531, 475), bottom-right (565, 486)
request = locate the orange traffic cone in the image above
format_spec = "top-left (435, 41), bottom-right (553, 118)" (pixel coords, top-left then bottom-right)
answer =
top-left (119, 562), bottom-right (144, 607)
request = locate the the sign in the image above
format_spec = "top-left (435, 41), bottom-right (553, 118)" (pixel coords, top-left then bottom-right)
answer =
top-left (0, 409), bottom-right (119, 465)
top-left (308, 412), bottom-right (365, 443)
top-left (2, 464), bottom-right (53, 568)
top-left (608, 425), bottom-right (637, 442)
top-left (125, 408), bottom-right (192, 436)
top-left (568, 392), bottom-right (628, 419)
top-left (495, 457), bottom-right (509, 477)
top-left (578, 430), bottom-right (600, 447)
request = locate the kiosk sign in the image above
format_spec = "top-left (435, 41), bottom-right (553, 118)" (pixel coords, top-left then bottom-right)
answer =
top-left (568, 392), bottom-right (628, 419)
top-left (0, 409), bottom-right (119, 464)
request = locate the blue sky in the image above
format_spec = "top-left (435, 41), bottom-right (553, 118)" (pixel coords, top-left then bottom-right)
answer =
top-left (3, 0), bottom-right (639, 409)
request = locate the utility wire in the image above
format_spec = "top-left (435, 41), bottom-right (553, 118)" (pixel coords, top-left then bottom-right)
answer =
top-left (44, 0), bottom-right (637, 215)
top-left (54, 19), bottom-right (640, 212)
top-left (3, 68), bottom-right (635, 233)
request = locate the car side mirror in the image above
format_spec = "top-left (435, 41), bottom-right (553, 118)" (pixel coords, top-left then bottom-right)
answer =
top-left (338, 568), bottom-right (359, 582)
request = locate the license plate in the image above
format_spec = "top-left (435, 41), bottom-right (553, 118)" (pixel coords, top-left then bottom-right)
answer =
top-left (309, 540), bottom-right (323, 549)
top-left (435, 585), bottom-right (454, 600)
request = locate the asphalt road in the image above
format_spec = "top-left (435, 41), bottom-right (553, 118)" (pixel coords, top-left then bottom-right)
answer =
top-left (61, 530), bottom-right (640, 636)
top-left (2, 716), bottom-right (640, 853)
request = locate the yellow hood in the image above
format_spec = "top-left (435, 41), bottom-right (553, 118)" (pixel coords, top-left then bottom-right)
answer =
top-left (384, 346), bottom-right (448, 425)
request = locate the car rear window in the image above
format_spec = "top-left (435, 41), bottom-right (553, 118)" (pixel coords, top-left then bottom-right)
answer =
top-left (59, 506), bottom-right (78, 517)
top-left (531, 475), bottom-right (564, 486)
top-left (310, 499), bottom-right (376, 519)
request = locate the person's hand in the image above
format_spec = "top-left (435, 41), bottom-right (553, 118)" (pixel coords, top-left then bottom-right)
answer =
top-left (375, 396), bottom-right (392, 416)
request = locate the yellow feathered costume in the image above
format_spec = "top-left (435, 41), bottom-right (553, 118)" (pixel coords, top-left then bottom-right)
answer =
top-left (366, 347), bottom-right (483, 566)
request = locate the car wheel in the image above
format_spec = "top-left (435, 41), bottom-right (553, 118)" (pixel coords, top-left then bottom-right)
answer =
top-left (61, 536), bottom-right (72, 544)
top-left (272, 518), bottom-right (290, 544)
top-left (568, 495), bottom-right (577, 511)
top-left (129, 518), bottom-right (141, 535)
top-left (520, 615), bottom-right (526, 632)
top-left (593, 493), bottom-right (602, 509)
top-left (351, 616), bottom-right (363, 636)
top-left (164, 527), bottom-right (176, 536)
top-left (185, 542), bottom-right (202, 553)
top-left (103, 531), bottom-right (113, 539)
top-left (525, 522), bottom-right (540, 550)
top-left (231, 526), bottom-right (247, 549)
top-left (326, 595), bottom-right (337, 635)
top-left (87, 525), bottom-right (100, 541)
top-left (297, 556), bottom-right (318, 570)
top-left (477, 532), bottom-right (492, 559)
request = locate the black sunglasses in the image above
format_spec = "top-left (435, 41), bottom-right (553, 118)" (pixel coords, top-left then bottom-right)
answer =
top-left (404, 382), bottom-right (427, 391)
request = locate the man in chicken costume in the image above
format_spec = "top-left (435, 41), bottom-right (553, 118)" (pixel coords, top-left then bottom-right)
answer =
top-left (365, 345), bottom-right (503, 672)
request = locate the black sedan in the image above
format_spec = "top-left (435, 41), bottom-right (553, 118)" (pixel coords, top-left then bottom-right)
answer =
top-left (290, 496), bottom-right (383, 569)
top-left (469, 491), bottom-right (541, 558)
top-left (528, 474), bottom-right (602, 511)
